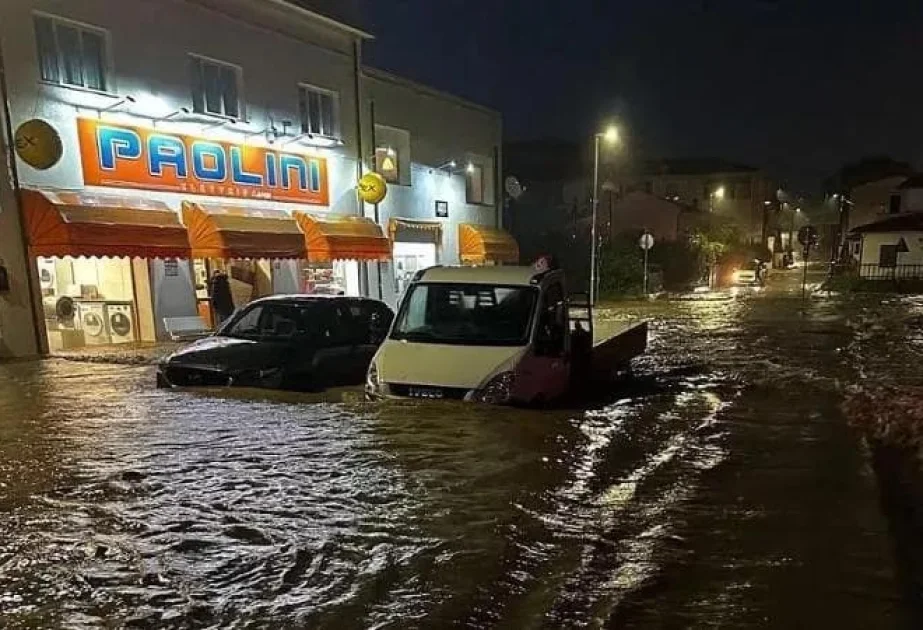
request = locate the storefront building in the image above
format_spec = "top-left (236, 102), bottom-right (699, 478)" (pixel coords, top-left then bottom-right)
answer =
top-left (0, 0), bottom-right (515, 358)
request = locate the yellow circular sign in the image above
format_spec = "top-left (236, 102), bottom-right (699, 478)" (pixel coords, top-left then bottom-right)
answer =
top-left (14, 119), bottom-right (63, 170)
top-left (358, 172), bottom-right (387, 205)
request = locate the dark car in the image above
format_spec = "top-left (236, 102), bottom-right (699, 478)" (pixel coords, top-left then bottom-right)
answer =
top-left (156, 295), bottom-right (394, 390)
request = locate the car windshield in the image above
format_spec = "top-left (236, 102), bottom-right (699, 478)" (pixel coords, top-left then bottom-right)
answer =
top-left (220, 302), bottom-right (327, 341)
top-left (391, 283), bottom-right (539, 346)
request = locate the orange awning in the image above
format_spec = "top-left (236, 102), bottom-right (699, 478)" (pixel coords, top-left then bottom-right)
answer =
top-left (293, 211), bottom-right (391, 262)
top-left (182, 202), bottom-right (306, 259)
top-left (459, 223), bottom-right (520, 265)
top-left (388, 217), bottom-right (443, 242)
top-left (22, 188), bottom-right (191, 259)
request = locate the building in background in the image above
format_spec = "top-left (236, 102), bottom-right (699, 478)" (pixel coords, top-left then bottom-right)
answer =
top-left (847, 213), bottom-right (923, 280)
top-left (590, 191), bottom-right (703, 243)
top-left (847, 175), bottom-right (913, 229)
top-left (608, 158), bottom-right (773, 243)
top-left (0, 0), bottom-right (510, 358)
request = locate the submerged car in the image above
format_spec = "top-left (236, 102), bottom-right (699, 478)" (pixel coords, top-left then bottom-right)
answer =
top-left (731, 260), bottom-right (765, 286)
top-left (157, 295), bottom-right (393, 390)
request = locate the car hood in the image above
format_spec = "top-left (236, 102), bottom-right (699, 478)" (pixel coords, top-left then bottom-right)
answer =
top-left (375, 340), bottom-right (527, 389)
top-left (164, 336), bottom-right (287, 371)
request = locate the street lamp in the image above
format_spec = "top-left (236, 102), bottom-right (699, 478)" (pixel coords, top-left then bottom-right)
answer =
top-left (708, 185), bottom-right (725, 212)
top-left (591, 125), bottom-right (620, 305)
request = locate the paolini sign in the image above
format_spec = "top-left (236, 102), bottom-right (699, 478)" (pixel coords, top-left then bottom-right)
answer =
top-left (77, 118), bottom-right (329, 205)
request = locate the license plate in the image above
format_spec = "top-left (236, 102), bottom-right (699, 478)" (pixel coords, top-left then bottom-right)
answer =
top-left (408, 387), bottom-right (444, 399)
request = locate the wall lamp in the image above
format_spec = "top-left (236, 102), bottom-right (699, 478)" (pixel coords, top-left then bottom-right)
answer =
top-left (160, 107), bottom-right (191, 121)
top-left (99, 94), bottom-right (136, 113)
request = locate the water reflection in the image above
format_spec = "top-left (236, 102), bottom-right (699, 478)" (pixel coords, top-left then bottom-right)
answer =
top-left (0, 290), bottom-right (916, 628)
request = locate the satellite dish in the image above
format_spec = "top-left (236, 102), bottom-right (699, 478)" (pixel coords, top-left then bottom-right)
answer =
top-left (504, 176), bottom-right (524, 199)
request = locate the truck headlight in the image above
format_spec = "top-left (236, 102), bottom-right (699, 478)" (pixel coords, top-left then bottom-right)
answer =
top-left (366, 363), bottom-right (381, 395)
top-left (470, 371), bottom-right (516, 405)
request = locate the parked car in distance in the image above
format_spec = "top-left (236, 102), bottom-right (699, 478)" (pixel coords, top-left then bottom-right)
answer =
top-left (731, 259), bottom-right (765, 286)
top-left (157, 295), bottom-right (393, 391)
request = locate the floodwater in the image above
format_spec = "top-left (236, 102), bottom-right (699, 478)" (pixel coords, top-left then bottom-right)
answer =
top-left (1, 272), bottom-right (920, 628)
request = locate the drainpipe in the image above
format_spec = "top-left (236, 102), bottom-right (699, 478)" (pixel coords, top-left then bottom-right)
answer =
top-left (352, 39), bottom-right (369, 296)
top-left (494, 144), bottom-right (502, 229)
top-left (0, 28), bottom-right (44, 356)
top-left (369, 99), bottom-right (383, 300)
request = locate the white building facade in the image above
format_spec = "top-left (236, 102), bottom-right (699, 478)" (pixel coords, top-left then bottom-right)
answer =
top-left (0, 0), bottom-right (512, 358)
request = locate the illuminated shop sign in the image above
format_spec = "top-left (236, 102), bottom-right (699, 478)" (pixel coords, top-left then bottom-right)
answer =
top-left (77, 118), bottom-right (329, 205)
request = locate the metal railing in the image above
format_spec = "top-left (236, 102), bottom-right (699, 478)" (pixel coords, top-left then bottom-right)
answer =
top-left (858, 264), bottom-right (923, 280)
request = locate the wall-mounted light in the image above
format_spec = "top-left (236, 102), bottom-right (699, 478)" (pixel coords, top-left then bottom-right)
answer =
top-left (466, 162), bottom-right (476, 174)
top-left (99, 94), bottom-right (136, 113)
top-left (160, 107), bottom-right (191, 121)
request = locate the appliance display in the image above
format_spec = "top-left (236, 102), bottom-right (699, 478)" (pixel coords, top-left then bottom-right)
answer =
top-left (77, 302), bottom-right (110, 345)
top-left (106, 303), bottom-right (136, 344)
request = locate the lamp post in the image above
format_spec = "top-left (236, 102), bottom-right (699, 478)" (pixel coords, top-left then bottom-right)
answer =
top-left (709, 185), bottom-right (725, 212)
top-left (590, 125), bottom-right (619, 305)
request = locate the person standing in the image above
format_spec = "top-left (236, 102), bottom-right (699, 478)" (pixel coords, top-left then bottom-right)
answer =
top-left (208, 269), bottom-right (235, 326)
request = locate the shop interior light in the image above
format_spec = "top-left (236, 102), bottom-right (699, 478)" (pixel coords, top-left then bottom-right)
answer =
top-left (99, 95), bottom-right (136, 113)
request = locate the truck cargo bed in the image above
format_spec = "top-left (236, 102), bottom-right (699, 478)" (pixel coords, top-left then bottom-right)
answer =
top-left (591, 320), bottom-right (648, 377)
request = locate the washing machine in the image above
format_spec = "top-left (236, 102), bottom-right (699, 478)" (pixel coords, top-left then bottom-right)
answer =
top-left (106, 302), bottom-right (136, 344)
top-left (76, 302), bottom-right (111, 346)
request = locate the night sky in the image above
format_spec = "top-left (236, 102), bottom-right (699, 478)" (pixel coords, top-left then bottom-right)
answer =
top-left (355, 0), bottom-right (923, 192)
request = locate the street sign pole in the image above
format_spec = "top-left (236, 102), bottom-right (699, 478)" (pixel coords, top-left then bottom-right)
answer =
top-left (639, 232), bottom-right (654, 295)
top-left (797, 225), bottom-right (819, 307)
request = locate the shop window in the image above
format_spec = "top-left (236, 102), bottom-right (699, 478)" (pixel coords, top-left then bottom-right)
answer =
top-left (189, 55), bottom-right (241, 119)
top-left (466, 163), bottom-right (485, 204)
top-left (34, 14), bottom-right (109, 92)
top-left (299, 84), bottom-right (339, 137)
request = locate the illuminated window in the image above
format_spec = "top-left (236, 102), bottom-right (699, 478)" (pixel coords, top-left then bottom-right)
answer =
top-left (299, 85), bottom-right (339, 137)
top-left (466, 163), bottom-right (485, 204)
top-left (375, 147), bottom-right (400, 183)
top-left (34, 14), bottom-right (109, 92)
top-left (188, 55), bottom-right (241, 119)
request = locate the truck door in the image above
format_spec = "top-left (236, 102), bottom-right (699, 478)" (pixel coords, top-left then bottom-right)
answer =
top-left (523, 280), bottom-right (570, 402)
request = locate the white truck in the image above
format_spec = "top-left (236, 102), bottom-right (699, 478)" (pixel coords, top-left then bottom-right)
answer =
top-left (366, 265), bottom-right (648, 405)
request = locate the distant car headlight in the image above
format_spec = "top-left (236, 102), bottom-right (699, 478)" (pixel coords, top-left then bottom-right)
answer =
top-left (470, 371), bottom-right (516, 405)
top-left (366, 362), bottom-right (381, 395)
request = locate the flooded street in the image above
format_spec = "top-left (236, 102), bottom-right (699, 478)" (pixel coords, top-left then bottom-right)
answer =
top-left (2, 274), bottom-right (921, 628)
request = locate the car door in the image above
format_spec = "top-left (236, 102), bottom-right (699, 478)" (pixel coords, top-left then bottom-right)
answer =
top-left (349, 300), bottom-right (393, 378)
top-left (519, 280), bottom-right (571, 402)
top-left (309, 302), bottom-right (356, 387)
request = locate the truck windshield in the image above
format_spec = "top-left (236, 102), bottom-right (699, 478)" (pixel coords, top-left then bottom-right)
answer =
top-left (391, 283), bottom-right (538, 346)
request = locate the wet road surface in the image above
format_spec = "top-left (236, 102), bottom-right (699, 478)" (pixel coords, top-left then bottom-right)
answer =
top-left (1, 274), bottom-right (919, 628)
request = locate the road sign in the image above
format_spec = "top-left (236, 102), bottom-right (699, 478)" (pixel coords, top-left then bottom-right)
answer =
top-left (504, 176), bottom-right (523, 199)
top-left (639, 233), bottom-right (655, 250)
top-left (797, 225), bottom-right (818, 248)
